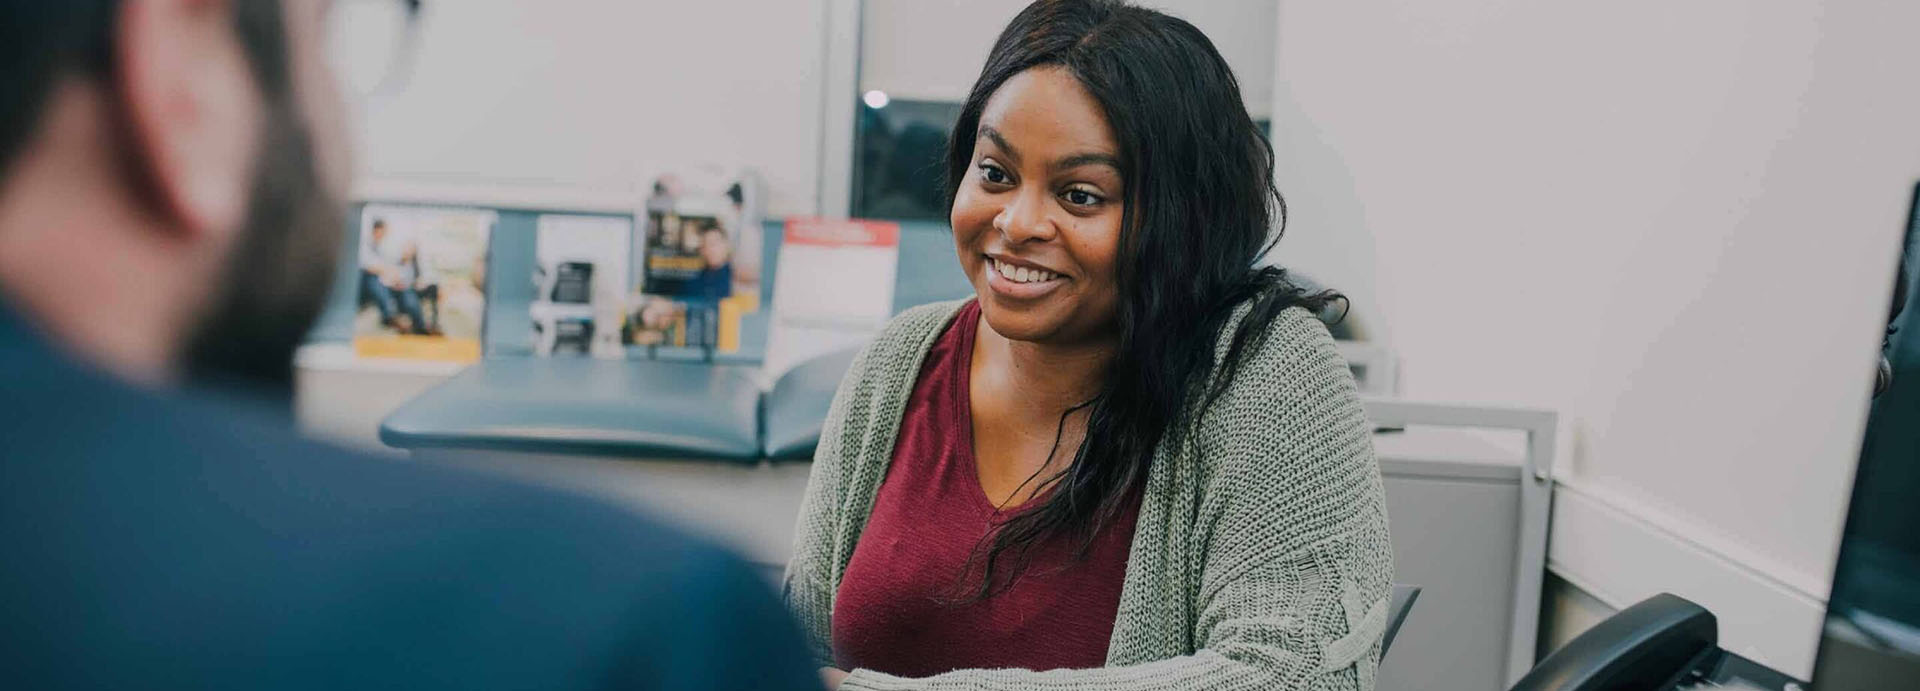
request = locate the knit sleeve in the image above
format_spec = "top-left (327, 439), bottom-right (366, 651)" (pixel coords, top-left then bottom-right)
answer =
top-left (782, 337), bottom-right (882, 669)
top-left (836, 309), bottom-right (1393, 691)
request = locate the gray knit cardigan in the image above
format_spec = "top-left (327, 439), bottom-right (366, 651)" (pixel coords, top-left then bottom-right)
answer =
top-left (783, 298), bottom-right (1393, 690)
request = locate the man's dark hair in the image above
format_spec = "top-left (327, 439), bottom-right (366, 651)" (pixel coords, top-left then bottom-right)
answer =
top-left (1, 0), bottom-right (341, 398)
top-left (0, 1), bottom-right (289, 174)
top-left (0, 2), bottom-right (114, 172)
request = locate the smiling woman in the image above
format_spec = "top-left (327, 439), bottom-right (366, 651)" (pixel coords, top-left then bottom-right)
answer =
top-left (956, 70), bottom-right (1124, 346)
top-left (784, 1), bottom-right (1393, 689)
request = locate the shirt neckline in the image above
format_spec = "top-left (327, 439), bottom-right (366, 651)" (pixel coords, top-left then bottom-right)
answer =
top-left (955, 301), bottom-right (1064, 517)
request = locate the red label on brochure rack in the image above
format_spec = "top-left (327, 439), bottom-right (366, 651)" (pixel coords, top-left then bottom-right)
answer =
top-left (784, 218), bottom-right (901, 247)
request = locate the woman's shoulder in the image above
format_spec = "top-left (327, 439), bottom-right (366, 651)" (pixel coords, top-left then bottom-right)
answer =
top-left (832, 299), bottom-right (971, 399)
top-left (1190, 303), bottom-right (1387, 582)
top-left (881, 299), bottom-right (972, 347)
top-left (847, 299), bottom-right (969, 371)
top-left (1212, 303), bottom-right (1350, 392)
top-left (1194, 301), bottom-right (1368, 467)
top-left (813, 300), bottom-right (971, 480)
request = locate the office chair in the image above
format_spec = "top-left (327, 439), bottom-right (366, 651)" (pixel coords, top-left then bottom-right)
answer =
top-left (1383, 584), bottom-right (1422, 657)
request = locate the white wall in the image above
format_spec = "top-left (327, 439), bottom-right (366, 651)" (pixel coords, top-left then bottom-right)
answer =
top-left (1271, 0), bottom-right (1920, 676)
top-left (344, 0), bottom-right (1273, 211)
top-left (345, 0), bottom-right (829, 214)
top-left (860, 0), bottom-right (1275, 118)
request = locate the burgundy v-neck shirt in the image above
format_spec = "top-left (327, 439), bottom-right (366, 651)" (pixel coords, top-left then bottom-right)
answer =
top-left (830, 301), bottom-right (1142, 677)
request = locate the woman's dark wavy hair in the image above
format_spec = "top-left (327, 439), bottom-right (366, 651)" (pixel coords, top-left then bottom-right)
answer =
top-left (942, 0), bottom-right (1341, 598)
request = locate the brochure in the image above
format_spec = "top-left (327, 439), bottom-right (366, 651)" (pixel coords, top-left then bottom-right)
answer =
top-left (627, 170), bottom-right (764, 353)
top-left (762, 217), bottom-right (900, 379)
top-left (351, 204), bottom-right (494, 362)
top-left (532, 214), bottom-right (632, 358)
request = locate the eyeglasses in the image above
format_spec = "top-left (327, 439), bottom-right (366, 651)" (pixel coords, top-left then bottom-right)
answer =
top-left (324, 0), bottom-right (424, 100)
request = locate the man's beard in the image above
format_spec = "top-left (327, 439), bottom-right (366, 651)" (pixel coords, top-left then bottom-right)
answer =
top-left (180, 97), bottom-right (342, 403)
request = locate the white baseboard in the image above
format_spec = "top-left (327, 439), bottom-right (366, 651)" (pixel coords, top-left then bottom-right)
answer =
top-left (1547, 478), bottom-right (1829, 679)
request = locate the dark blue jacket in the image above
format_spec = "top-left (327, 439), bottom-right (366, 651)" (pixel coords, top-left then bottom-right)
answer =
top-left (0, 304), bottom-right (818, 690)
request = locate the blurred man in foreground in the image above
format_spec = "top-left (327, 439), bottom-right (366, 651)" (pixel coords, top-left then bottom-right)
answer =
top-left (0, 1), bottom-right (816, 688)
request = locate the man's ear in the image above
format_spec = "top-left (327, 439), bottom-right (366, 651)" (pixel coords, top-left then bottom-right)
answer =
top-left (114, 0), bottom-right (261, 240)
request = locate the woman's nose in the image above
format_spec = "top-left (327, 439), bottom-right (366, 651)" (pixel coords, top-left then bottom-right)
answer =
top-left (993, 187), bottom-right (1058, 244)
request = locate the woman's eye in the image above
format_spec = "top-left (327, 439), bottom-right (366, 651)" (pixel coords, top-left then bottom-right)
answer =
top-left (1064, 189), bottom-right (1100, 206)
top-left (980, 164), bottom-right (1010, 185)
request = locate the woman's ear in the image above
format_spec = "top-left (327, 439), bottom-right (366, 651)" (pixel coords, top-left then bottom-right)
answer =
top-left (113, 0), bottom-right (262, 243)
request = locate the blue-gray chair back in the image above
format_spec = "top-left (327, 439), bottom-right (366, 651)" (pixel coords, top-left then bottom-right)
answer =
top-left (1383, 584), bottom-right (1422, 657)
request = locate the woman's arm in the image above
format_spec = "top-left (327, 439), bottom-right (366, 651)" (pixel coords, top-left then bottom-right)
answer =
top-left (836, 314), bottom-right (1393, 691)
top-left (783, 341), bottom-right (882, 669)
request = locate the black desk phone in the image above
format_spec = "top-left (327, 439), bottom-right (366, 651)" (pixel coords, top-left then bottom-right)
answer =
top-left (1510, 593), bottom-right (1806, 691)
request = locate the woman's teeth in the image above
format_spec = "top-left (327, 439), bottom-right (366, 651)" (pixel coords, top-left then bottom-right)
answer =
top-left (992, 258), bottom-right (1059, 284)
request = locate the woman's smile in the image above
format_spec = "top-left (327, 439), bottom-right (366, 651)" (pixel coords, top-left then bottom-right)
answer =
top-left (983, 253), bottom-right (1069, 300)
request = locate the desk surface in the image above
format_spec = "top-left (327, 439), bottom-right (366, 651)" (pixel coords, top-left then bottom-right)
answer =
top-left (385, 352), bottom-right (1530, 481)
top-left (380, 357), bottom-right (764, 459)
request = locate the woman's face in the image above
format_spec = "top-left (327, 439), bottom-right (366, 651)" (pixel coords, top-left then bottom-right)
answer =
top-left (951, 66), bottom-right (1124, 346)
